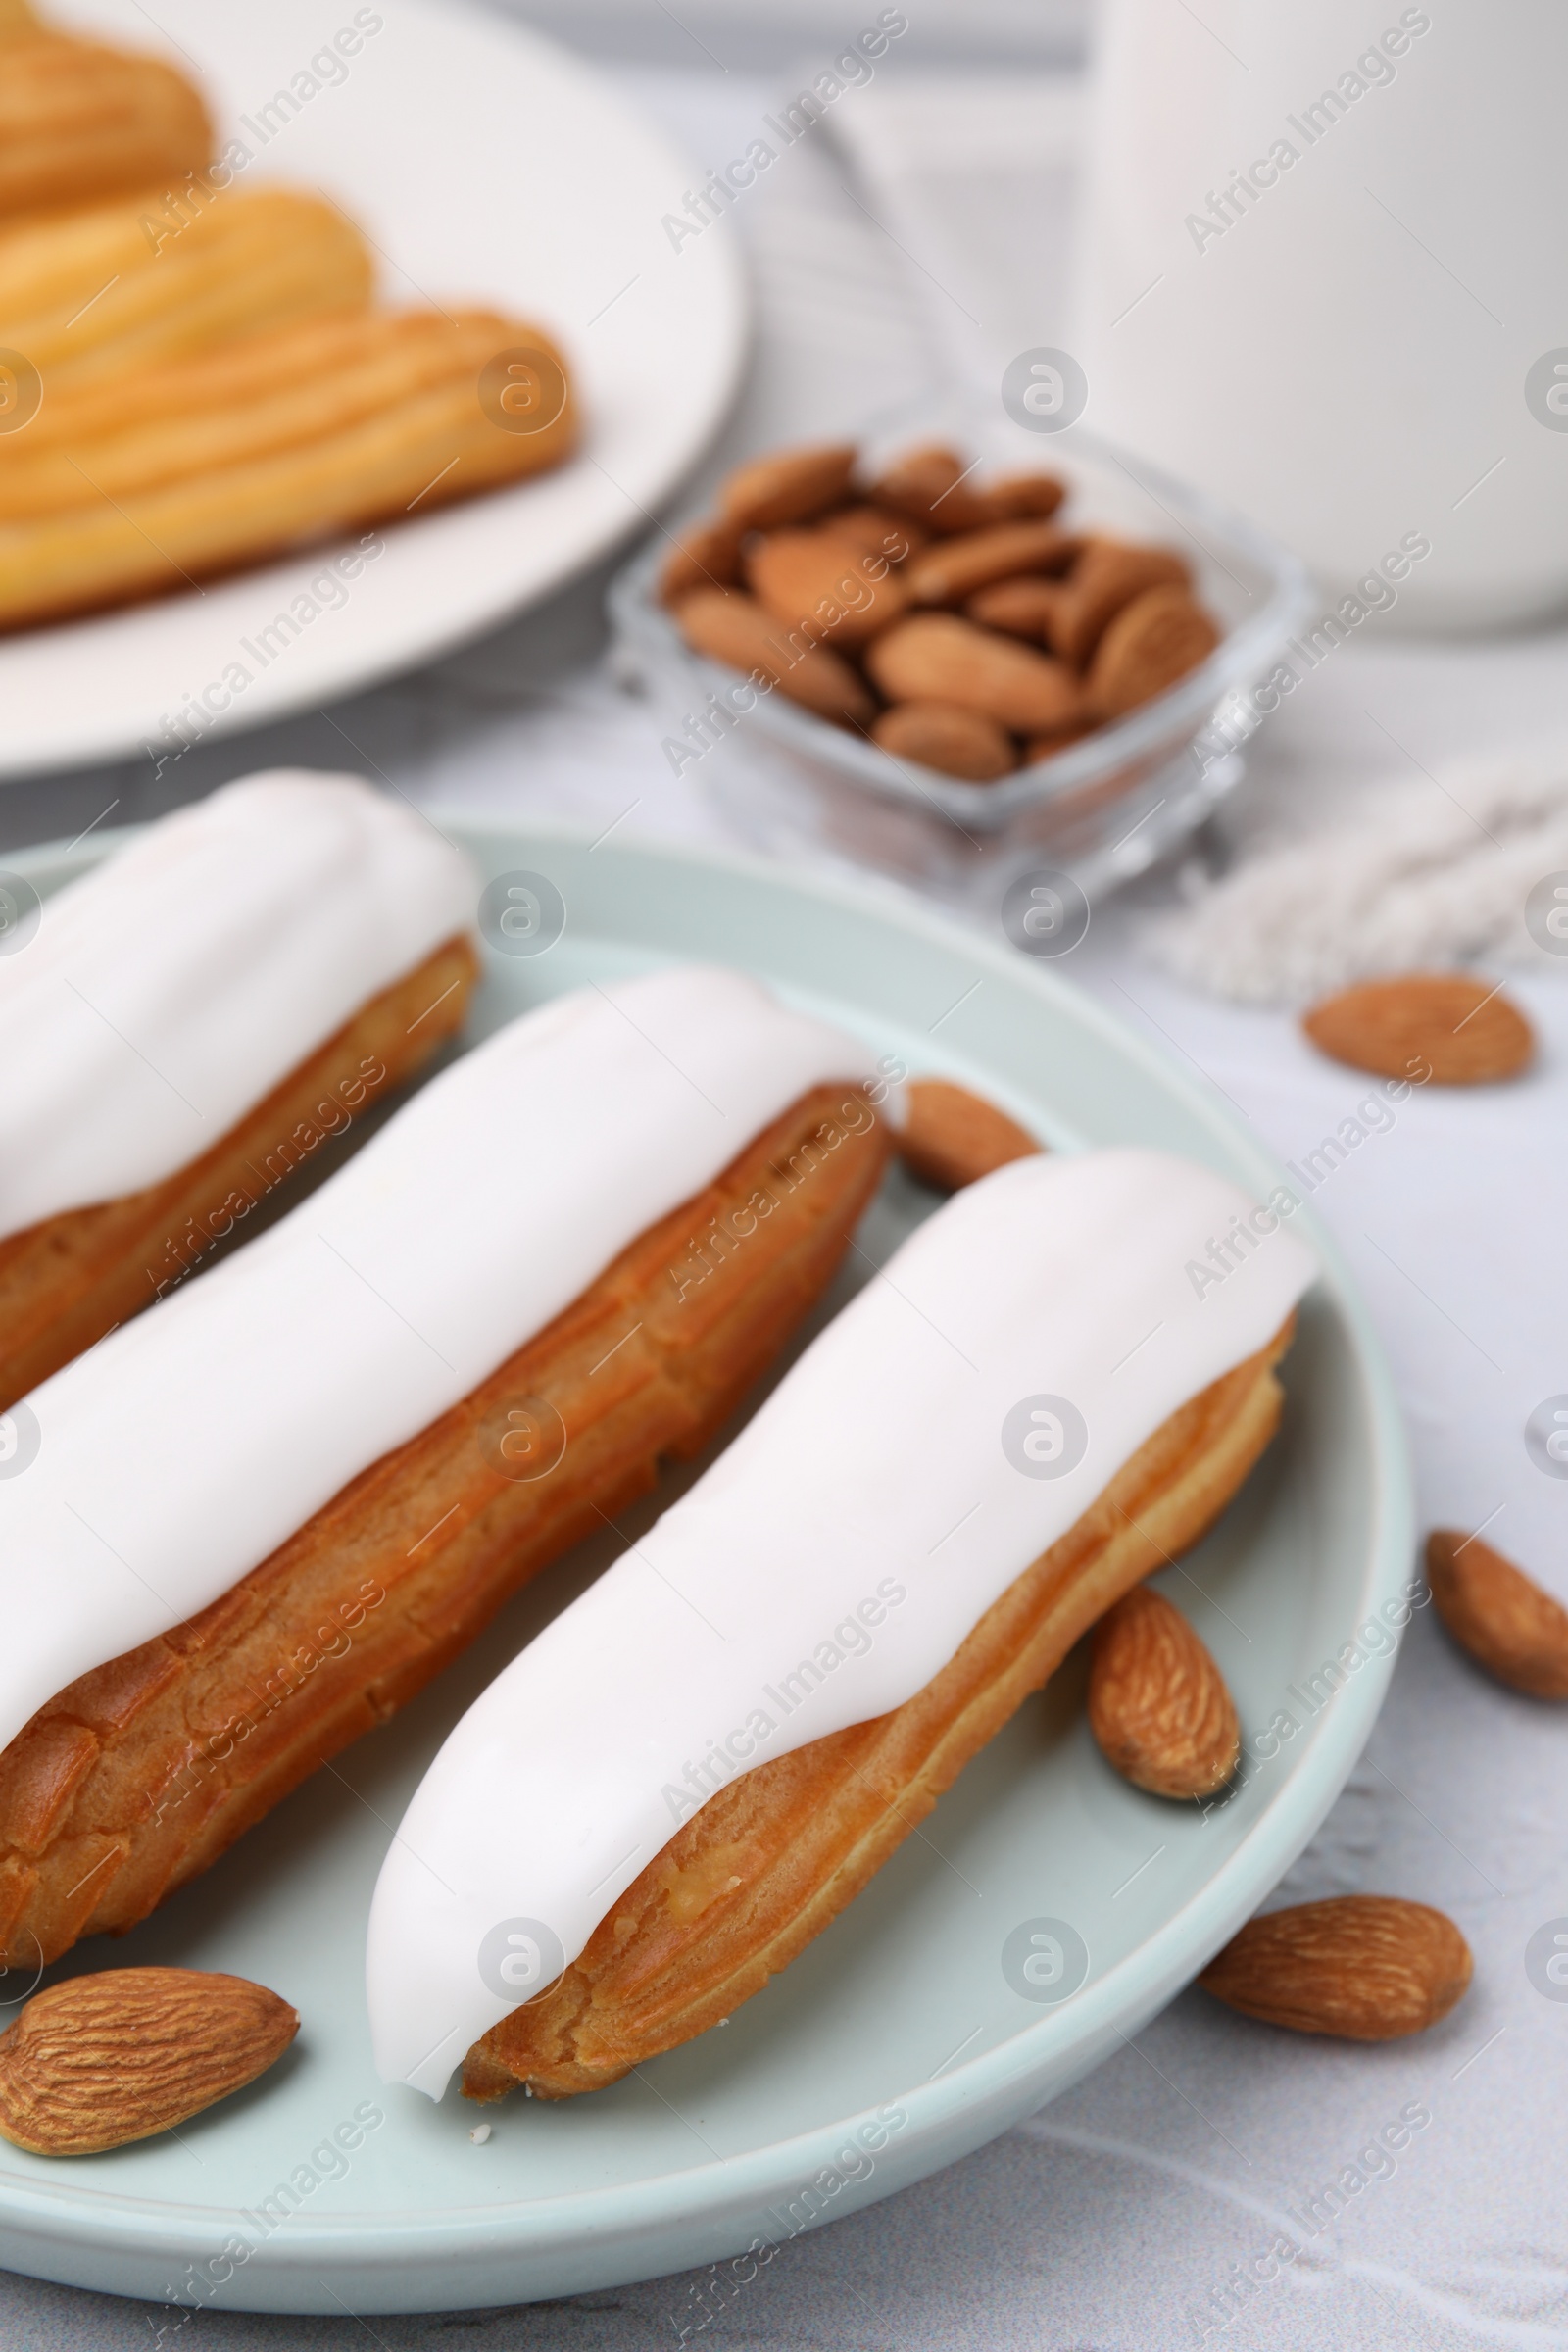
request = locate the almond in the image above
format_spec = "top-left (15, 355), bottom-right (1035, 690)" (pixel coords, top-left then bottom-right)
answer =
top-left (1088, 585), bottom-right (1220, 717)
top-left (1199, 1896), bottom-right (1472, 2040)
top-left (968, 469), bottom-right (1067, 524)
top-left (1088, 1586), bottom-right (1239, 1799)
top-left (672, 588), bottom-right (875, 727)
top-left (871, 701), bottom-right (1016, 782)
top-left (906, 520), bottom-right (1078, 606)
top-left (1301, 972), bottom-right (1534, 1085)
top-left (720, 443), bottom-right (857, 531)
top-left (865, 442), bottom-right (989, 534)
top-left (745, 528), bottom-right (908, 648)
top-left (1049, 540), bottom-right (1191, 665)
top-left (1022, 719), bottom-right (1098, 763)
top-left (898, 1078), bottom-right (1041, 1191)
top-left (0, 1967), bottom-right (297, 2154)
top-left (1426, 1530), bottom-right (1568, 1697)
top-left (657, 518), bottom-right (743, 606)
top-left (819, 504), bottom-right (924, 560)
top-left (866, 612), bottom-right (1084, 734)
top-left (864, 453), bottom-right (1067, 532)
top-left (965, 576), bottom-right (1066, 643)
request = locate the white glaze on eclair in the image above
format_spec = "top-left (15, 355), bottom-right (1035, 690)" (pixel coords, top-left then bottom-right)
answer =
top-left (367, 1148), bottom-right (1316, 2098)
top-left (0, 769), bottom-right (477, 1242)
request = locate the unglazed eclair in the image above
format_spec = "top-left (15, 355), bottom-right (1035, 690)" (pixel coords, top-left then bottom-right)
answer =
top-left (0, 305), bottom-right (575, 632)
top-left (366, 1148), bottom-right (1315, 2101)
top-left (0, 968), bottom-right (895, 1968)
top-left (0, 186), bottom-right (372, 398)
top-left (0, 20), bottom-right (212, 217)
top-left (0, 769), bottom-right (480, 1408)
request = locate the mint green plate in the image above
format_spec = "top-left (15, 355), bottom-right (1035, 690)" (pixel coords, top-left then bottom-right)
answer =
top-left (0, 819), bottom-right (1410, 2315)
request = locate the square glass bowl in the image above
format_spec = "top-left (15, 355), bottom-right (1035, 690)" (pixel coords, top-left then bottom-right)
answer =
top-left (609, 398), bottom-right (1312, 910)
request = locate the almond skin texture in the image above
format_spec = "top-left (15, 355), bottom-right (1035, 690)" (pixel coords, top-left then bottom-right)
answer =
top-left (1426, 1530), bottom-right (1568, 1697)
top-left (968, 469), bottom-right (1067, 524)
top-left (906, 520), bottom-right (1077, 605)
top-left (865, 442), bottom-right (989, 534)
top-left (1199, 1896), bottom-right (1472, 2040)
top-left (866, 612), bottom-right (1083, 734)
top-left (1089, 586), bottom-right (1221, 717)
top-left (1050, 540), bottom-right (1192, 665)
top-left (672, 588), bottom-right (875, 727)
top-left (0, 1968), bottom-right (297, 2154)
top-left (897, 1077), bottom-right (1041, 1191)
top-left (657, 518), bottom-right (743, 606)
top-left (871, 700), bottom-right (1015, 782)
top-left (818, 504), bottom-right (923, 560)
top-left (865, 455), bottom-right (1065, 533)
top-left (1022, 719), bottom-right (1098, 762)
top-left (1089, 1585), bottom-right (1240, 1799)
top-left (745, 527), bottom-right (908, 648)
top-left (966, 576), bottom-right (1066, 643)
top-left (1301, 972), bottom-right (1534, 1086)
top-left (720, 443), bottom-right (857, 531)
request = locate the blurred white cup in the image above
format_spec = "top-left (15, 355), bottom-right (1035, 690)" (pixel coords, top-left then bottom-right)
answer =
top-left (1070, 0), bottom-right (1568, 630)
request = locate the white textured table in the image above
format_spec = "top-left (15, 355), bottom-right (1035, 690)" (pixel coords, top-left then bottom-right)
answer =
top-left (1, 48), bottom-right (1565, 2352)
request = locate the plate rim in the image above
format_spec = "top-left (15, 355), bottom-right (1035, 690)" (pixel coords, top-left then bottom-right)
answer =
top-left (0, 814), bottom-right (1412, 2308)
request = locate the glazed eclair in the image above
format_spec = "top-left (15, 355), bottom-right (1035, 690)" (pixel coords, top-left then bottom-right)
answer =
top-left (365, 1147), bottom-right (1315, 2101)
top-left (0, 966), bottom-right (895, 1967)
top-left (0, 769), bottom-right (480, 1406)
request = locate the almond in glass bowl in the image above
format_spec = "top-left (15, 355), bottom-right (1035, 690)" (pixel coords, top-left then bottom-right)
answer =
top-left (611, 403), bottom-right (1309, 910)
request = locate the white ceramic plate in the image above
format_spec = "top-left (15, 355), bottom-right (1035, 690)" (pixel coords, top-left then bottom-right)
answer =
top-left (0, 0), bottom-right (746, 777)
top-left (0, 822), bottom-right (1410, 2315)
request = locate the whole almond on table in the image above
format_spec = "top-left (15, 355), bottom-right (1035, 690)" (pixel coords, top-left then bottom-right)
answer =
top-left (1426, 1530), bottom-right (1568, 1697)
top-left (0, 1968), bottom-right (298, 2154)
top-left (898, 1078), bottom-right (1041, 1191)
top-left (746, 527), bottom-right (909, 649)
top-left (1200, 1896), bottom-right (1472, 2039)
top-left (673, 588), bottom-right (875, 727)
top-left (1049, 540), bottom-right (1192, 665)
top-left (966, 576), bottom-right (1068, 643)
top-left (871, 700), bottom-right (1016, 782)
top-left (1301, 972), bottom-right (1534, 1085)
top-left (1089, 1585), bottom-right (1240, 1800)
top-left (1089, 585), bottom-right (1221, 718)
top-left (720, 442), bottom-right (857, 531)
top-left (657, 518), bottom-right (743, 605)
top-left (906, 520), bottom-right (1078, 605)
top-left (867, 612), bottom-right (1085, 735)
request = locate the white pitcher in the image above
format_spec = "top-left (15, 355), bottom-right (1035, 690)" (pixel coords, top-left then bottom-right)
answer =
top-left (1071, 1), bottom-right (1568, 629)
